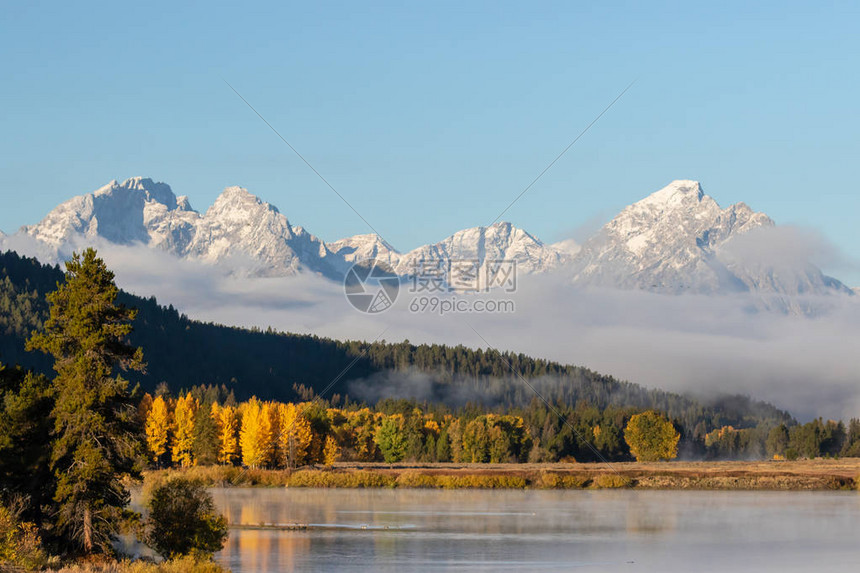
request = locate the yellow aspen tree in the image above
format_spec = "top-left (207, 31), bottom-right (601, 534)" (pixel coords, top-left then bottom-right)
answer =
top-left (215, 403), bottom-right (240, 465)
top-left (323, 435), bottom-right (340, 466)
top-left (171, 393), bottom-right (198, 467)
top-left (261, 401), bottom-right (280, 468)
top-left (210, 401), bottom-right (221, 426)
top-left (144, 395), bottom-right (170, 466)
top-left (624, 410), bottom-right (680, 462)
top-left (210, 401), bottom-right (223, 460)
top-left (240, 398), bottom-right (266, 468)
top-left (278, 402), bottom-right (313, 468)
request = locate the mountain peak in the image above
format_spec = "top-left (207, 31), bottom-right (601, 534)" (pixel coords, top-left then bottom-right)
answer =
top-left (215, 185), bottom-right (256, 202)
top-left (13, 176), bottom-right (853, 303)
top-left (635, 180), bottom-right (705, 209)
top-left (209, 186), bottom-right (280, 216)
top-left (96, 176), bottom-right (178, 209)
top-left (328, 233), bottom-right (401, 265)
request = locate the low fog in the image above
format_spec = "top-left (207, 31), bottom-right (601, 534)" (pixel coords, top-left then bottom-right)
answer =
top-left (3, 231), bottom-right (859, 422)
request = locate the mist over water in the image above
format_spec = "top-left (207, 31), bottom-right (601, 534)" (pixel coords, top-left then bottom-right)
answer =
top-left (185, 488), bottom-right (860, 573)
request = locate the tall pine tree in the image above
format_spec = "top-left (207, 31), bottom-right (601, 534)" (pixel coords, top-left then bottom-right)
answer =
top-left (26, 248), bottom-right (144, 554)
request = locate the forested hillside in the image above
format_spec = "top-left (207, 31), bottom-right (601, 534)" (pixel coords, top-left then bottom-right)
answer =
top-left (0, 249), bottom-right (791, 440)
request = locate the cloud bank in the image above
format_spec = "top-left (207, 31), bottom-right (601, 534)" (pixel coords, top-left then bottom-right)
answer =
top-left (3, 232), bottom-right (859, 422)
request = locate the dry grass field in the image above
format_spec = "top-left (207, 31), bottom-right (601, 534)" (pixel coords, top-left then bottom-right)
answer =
top-left (145, 459), bottom-right (860, 491)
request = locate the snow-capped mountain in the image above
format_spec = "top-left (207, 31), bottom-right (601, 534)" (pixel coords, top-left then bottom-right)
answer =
top-left (21, 177), bottom-right (193, 248)
top-left (20, 177), bottom-right (346, 279)
top-left (393, 222), bottom-right (568, 277)
top-left (6, 177), bottom-right (853, 303)
top-left (569, 180), bottom-right (771, 294)
top-left (327, 234), bottom-right (401, 266)
top-left (550, 238), bottom-right (582, 258)
top-left (180, 186), bottom-right (344, 278)
top-left (567, 180), bottom-right (852, 298)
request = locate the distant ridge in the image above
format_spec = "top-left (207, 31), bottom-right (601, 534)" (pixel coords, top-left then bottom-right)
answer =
top-left (4, 177), bottom-right (853, 302)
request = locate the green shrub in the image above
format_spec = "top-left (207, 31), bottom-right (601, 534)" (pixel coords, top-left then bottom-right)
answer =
top-left (145, 478), bottom-right (228, 559)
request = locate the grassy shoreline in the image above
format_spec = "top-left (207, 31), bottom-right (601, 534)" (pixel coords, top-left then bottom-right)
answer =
top-left (143, 459), bottom-right (860, 491)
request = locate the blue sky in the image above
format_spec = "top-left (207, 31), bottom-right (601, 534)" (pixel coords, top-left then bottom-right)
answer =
top-left (2, 1), bottom-right (859, 284)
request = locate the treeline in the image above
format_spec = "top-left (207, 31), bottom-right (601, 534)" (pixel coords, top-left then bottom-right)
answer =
top-left (703, 419), bottom-right (860, 460)
top-left (144, 386), bottom-right (571, 466)
top-left (140, 383), bottom-right (860, 465)
top-left (0, 249), bottom-right (792, 442)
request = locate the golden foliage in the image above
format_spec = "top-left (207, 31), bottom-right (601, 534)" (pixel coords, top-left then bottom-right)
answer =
top-left (0, 504), bottom-right (48, 570)
top-left (145, 395), bottom-right (170, 463)
top-left (213, 403), bottom-right (240, 465)
top-left (323, 435), bottom-right (340, 467)
top-left (239, 399), bottom-right (278, 468)
top-left (423, 420), bottom-right (440, 435)
top-left (239, 398), bottom-right (264, 468)
top-left (624, 410), bottom-right (680, 462)
top-left (171, 393), bottom-right (198, 468)
top-left (278, 402), bottom-right (313, 468)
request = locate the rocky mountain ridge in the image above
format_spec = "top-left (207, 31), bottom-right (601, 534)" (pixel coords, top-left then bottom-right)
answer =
top-left (5, 177), bottom-right (853, 300)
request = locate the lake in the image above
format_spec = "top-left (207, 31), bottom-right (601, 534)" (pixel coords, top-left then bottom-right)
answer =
top-left (201, 488), bottom-right (860, 572)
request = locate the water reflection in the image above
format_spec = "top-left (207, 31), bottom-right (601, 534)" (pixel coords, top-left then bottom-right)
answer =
top-left (202, 489), bottom-right (860, 572)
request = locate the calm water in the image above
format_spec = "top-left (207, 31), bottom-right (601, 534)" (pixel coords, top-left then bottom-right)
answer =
top-left (201, 488), bottom-right (860, 572)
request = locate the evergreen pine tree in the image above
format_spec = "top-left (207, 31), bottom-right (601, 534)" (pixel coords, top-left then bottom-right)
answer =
top-left (26, 248), bottom-right (144, 554)
top-left (0, 363), bottom-right (55, 528)
top-left (192, 399), bottom-right (220, 466)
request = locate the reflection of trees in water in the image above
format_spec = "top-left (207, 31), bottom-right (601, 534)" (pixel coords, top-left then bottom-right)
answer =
top-left (221, 530), bottom-right (312, 572)
top-left (625, 496), bottom-right (677, 535)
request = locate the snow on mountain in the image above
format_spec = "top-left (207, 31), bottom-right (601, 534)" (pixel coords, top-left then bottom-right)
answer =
top-left (393, 222), bottom-right (570, 282)
top-left (551, 238), bottom-right (582, 258)
top-left (20, 178), bottom-right (345, 279)
top-left (21, 177), bottom-right (187, 247)
top-left (327, 234), bottom-right (401, 266)
top-left (567, 180), bottom-right (850, 298)
top-left (12, 177), bottom-right (854, 303)
top-left (181, 186), bottom-right (344, 278)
